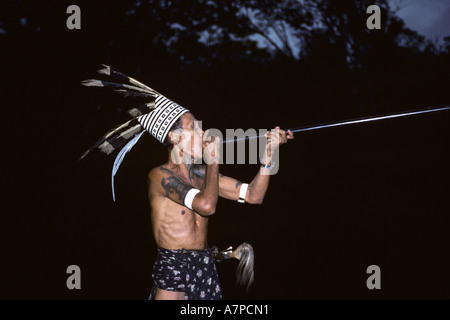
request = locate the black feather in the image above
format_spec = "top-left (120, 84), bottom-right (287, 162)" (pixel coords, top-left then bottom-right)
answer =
top-left (79, 119), bottom-right (141, 159)
top-left (98, 124), bottom-right (143, 155)
top-left (81, 79), bottom-right (156, 96)
top-left (127, 102), bottom-right (156, 117)
top-left (97, 64), bottom-right (160, 95)
top-left (79, 65), bottom-right (164, 159)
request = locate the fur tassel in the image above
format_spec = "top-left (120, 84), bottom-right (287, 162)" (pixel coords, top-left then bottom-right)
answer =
top-left (235, 243), bottom-right (255, 292)
top-left (210, 243), bottom-right (255, 292)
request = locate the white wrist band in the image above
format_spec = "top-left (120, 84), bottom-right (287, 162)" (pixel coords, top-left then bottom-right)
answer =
top-left (261, 160), bottom-right (275, 169)
top-left (184, 188), bottom-right (200, 210)
top-left (238, 183), bottom-right (249, 203)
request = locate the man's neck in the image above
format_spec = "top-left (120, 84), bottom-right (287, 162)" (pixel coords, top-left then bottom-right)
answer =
top-left (167, 151), bottom-right (194, 181)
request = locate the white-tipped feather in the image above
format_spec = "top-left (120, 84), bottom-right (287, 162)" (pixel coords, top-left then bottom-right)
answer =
top-left (117, 124), bottom-right (142, 140)
top-left (79, 119), bottom-right (136, 159)
top-left (81, 79), bottom-right (156, 96)
top-left (98, 141), bottom-right (114, 155)
top-left (127, 102), bottom-right (156, 117)
top-left (79, 64), bottom-right (165, 160)
top-left (96, 65), bottom-right (111, 76)
top-left (103, 120), bottom-right (134, 140)
top-left (113, 89), bottom-right (155, 99)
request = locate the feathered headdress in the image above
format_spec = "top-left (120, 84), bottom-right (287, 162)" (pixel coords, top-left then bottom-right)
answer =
top-left (80, 65), bottom-right (189, 201)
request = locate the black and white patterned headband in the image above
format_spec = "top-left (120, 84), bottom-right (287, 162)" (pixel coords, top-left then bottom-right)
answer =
top-left (137, 95), bottom-right (188, 144)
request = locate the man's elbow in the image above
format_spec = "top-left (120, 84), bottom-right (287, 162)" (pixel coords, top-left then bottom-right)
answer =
top-left (247, 195), bottom-right (264, 205)
top-left (202, 204), bottom-right (216, 216)
top-left (245, 187), bottom-right (265, 205)
top-left (195, 200), bottom-right (216, 216)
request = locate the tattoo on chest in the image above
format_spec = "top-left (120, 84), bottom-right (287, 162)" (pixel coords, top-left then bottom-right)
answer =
top-left (189, 164), bottom-right (223, 182)
top-left (190, 164), bottom-right (206, 180)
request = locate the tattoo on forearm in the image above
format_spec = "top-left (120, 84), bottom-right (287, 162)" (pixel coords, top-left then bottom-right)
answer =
top-left (235, 181), bottom-right (242, 189)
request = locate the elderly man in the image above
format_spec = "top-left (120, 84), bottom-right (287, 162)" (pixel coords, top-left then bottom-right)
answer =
top-left (147, 111), bottom-right (293, 300)
top-left (80, 65), bottom-right (293, 300)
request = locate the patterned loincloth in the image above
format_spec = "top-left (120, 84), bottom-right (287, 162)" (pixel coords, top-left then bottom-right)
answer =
top-left (149, 247), bottom-right (222, 300)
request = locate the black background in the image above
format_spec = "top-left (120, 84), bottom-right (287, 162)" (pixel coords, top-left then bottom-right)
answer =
top-left (1, 0), bottom-right (449, 299)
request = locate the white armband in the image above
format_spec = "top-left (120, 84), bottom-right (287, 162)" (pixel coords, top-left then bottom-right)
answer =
top-left (184, 188), bottom-right (200, 210)
top-left (238, 183), bottom-right (249, 203)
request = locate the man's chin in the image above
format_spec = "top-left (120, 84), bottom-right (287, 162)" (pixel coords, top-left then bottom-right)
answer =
top-left (181, 154), bottom-right (201, 163)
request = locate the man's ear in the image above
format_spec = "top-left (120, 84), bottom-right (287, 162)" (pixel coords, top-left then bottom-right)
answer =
top-left (169, 129), bottom-right (183, 146)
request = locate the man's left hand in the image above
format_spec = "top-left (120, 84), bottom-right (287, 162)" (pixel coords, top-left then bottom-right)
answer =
top-left (265, 126), bottom-right (294, 157)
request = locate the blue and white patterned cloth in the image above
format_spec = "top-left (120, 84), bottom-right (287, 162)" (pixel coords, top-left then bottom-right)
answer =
top-left (149, 247), bottom-right (222, 300)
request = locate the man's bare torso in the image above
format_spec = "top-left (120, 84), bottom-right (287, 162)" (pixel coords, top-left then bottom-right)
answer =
top-left (148, 164), bottom-right (209, 250)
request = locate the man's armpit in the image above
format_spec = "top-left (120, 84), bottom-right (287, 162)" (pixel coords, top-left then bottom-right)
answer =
top-left (189, 164), bottom-right (224, 181)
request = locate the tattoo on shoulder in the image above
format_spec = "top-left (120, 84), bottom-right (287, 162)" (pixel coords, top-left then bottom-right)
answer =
top-left (160, 167), bottom-right (175, 176)
top-left (159, 168), bottom-right (191, 201)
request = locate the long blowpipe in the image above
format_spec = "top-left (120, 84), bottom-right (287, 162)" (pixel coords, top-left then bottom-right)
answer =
top-left (221, 105), bottom-right (450, 144)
